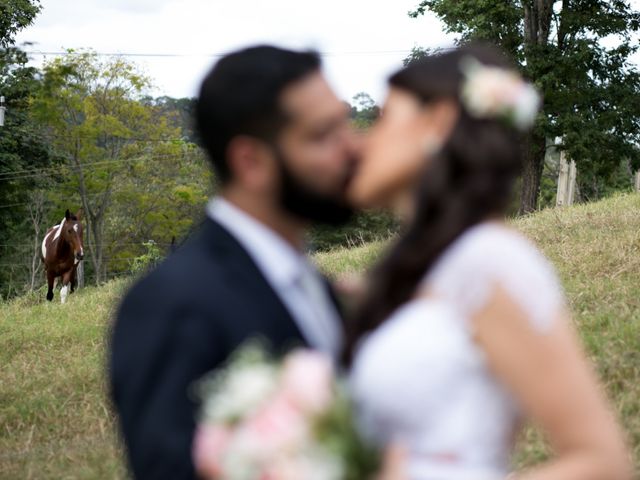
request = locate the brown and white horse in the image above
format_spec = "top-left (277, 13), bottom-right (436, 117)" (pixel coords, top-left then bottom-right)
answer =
top-left (41, 209), bottom-right (84, 303)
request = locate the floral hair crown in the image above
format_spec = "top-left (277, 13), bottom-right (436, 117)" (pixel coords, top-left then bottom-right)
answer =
top-left (460, 56), bottom-right (541, 131)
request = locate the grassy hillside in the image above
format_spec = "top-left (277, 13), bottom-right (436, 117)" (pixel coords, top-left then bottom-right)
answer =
top-left (1, 193), bottom-right (639, 478)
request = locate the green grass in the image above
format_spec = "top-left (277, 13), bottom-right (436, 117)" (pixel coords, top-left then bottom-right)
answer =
top-left (1, 193), bottom-right (639, 478)
top-left (0, 281), bottom-right (130, 479)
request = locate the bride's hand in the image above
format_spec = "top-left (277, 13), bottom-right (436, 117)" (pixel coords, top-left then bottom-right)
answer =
top-left (375, 444), bottom-right (408, 480)
top-left (334, 274), bottom-right (367, 301)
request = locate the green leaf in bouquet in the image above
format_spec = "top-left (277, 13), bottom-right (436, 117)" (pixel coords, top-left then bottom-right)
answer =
top-left (313, 382), bottom-right (381, 480)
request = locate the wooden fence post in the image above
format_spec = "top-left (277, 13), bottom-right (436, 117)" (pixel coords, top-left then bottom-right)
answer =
top-left (635, 171), bottom-right (640, 192)
top-left (77, 261), bottom-right (84, 289)
top-left (567, 159), bottom-right (577, 206)
top-left (556, 151), bottom-right (577, 207)
top-left (556, 151), bottom-right (569, 207)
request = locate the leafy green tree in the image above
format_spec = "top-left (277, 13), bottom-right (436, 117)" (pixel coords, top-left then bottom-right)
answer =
top-left (106, 140), bottom-right (210, 276)
top-left (0, 14), bottom-right (53, 298)
top-left (0, 0), bottom-right (45, 236)
top-left (409, 0), bottom-right (640, 212)
top-left (144, 95), bottom-right (197, 143)
top-left (403, 46), bottom-right (437, 67)
top-left (0, 47), bottom-right (51, 227)
top-left (0, 0), bottom-right (41, 48)
top-left (349, 92), bottom-right (380, 129)
top-left (32, 51), bottom-right (209, 284)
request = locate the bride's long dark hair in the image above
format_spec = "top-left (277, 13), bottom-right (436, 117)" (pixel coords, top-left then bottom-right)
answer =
top-left (344, 44), bottom-right (527, 364)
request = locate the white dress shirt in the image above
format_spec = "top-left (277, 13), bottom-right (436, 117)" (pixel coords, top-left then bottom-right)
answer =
top-left (207, 197), bottom-right (343, 359)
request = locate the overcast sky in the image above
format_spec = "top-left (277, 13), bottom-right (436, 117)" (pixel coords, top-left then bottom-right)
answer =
top-left (14, 0), bottom-right (455, 104)
top-left (14, 1), bottom-right (640, 105)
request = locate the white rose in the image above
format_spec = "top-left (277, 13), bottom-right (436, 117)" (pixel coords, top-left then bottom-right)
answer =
top-left (460, 56), bottom-right (540, 130)
top-left (203, 364), bottom-right (278, 422)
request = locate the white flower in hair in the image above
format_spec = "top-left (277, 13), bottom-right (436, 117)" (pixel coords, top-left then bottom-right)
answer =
top-left (460, 56), bottom-right (541, 130)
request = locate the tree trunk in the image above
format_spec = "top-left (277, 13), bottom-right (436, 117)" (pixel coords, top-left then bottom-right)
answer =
top-left (520, 0), bottom-right (553, 214)
top-left (523, 2), bottom-right (537, 44)
top-left (536, 0), bottom-right (553, 44)
top-left (72, 143), bottom-right (111, 286)
top-left (87, 213), bottom-right (106, 285)
top-left (28, 192), bottom-right (45, 292)
top-left (519, 131), bottom-right (546, 214)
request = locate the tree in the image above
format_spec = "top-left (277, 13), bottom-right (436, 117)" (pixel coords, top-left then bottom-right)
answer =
top-left (349, 92), bottom-right (380, 129)
top-left (105, 140), bottom-right (210, 277)
top-left (31, 51), bottom-right (206, 284)
top-left (0, 47), bottom-right (53, 298)
top-left (144, 95), bottom-right (198, 143)
top-left (0, 46), bottom-right (51, 224)
top-left (0, 0), bottom-right (41, 48)
top-left (403, 46), bottom-right (437, 67)
top-left (409, 1), bottom-right (640, 213)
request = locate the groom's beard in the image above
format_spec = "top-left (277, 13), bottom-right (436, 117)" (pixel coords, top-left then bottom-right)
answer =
top-left (275, 148), bottom-right (355, 227)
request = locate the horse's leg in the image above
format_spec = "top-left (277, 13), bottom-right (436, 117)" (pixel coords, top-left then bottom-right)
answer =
top-left (70, 266), bottom-right (77, 294)
top-left (60, 270), bottom-right (72, 304)
top-left (46, 271), bottom-right (55, 302)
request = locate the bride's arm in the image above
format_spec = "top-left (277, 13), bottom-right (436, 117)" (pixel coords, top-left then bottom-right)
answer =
top-left (473, 286), bottom-right (632, 480)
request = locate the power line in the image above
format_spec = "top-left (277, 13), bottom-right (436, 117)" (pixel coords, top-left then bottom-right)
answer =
top-left (0, 192), bottom-right (122, 209)
top-left (0, 150), bottom-right (196, 183)
top-left (0, 191), bottom-right (105, 209)
top-left (25, 49), bottom-right (416, 59)
top-left (0, 136), bottom-right (195, 178)
top-left (34, 132), bottom-right (191, 144)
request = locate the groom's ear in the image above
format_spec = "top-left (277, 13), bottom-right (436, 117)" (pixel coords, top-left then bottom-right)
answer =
top-left (226, 135), bottom-right (275, 192)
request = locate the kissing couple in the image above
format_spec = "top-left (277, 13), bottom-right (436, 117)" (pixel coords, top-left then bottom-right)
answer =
top-left (110, 44), bottom-right (631, 480)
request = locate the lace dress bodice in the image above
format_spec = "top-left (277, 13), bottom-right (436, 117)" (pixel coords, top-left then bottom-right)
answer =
top-left (349, 223), bottom-right (565, 479)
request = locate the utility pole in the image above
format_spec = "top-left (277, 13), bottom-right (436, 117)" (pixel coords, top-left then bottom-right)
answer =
top-left (0, 96), bottom-right (6, 127)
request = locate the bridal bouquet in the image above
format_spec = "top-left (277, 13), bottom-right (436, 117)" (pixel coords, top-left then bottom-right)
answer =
top-left (192, 343), bottom-right (379, 480)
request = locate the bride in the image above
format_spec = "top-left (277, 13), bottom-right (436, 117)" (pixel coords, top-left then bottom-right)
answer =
top-left (346, 44), bottom-right (631, 480)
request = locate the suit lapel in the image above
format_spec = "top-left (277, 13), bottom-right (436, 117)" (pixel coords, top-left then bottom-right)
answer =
top-left (200, 218), bottom-right (309, 346)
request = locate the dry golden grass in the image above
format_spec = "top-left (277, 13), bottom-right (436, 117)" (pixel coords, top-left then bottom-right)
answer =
top-left (513, 193), bottom-right (640, 472)
top-left (1, 192), bottom-right (638, 478)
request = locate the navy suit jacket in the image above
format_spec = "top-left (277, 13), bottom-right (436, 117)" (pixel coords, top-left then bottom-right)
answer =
top-left (110, 218), bottom-right (335, 479)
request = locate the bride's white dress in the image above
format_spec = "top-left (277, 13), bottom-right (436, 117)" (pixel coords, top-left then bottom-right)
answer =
top-left (350, 223), bottom-right (565, 479)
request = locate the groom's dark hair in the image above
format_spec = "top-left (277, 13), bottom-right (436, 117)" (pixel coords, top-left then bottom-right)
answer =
top-left (195, 45), bottom-right (321, 183)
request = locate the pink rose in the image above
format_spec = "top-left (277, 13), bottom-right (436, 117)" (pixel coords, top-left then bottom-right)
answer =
top-left (192, 424), bottom-right (230, 479)
top-left (281, 350), bottom-right (334, 415)
top-left (241, 394), bottom-right (309, 454)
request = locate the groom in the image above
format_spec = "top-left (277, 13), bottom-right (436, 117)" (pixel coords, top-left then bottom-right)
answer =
top-left (109, 45), bottom-right (358, 479)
